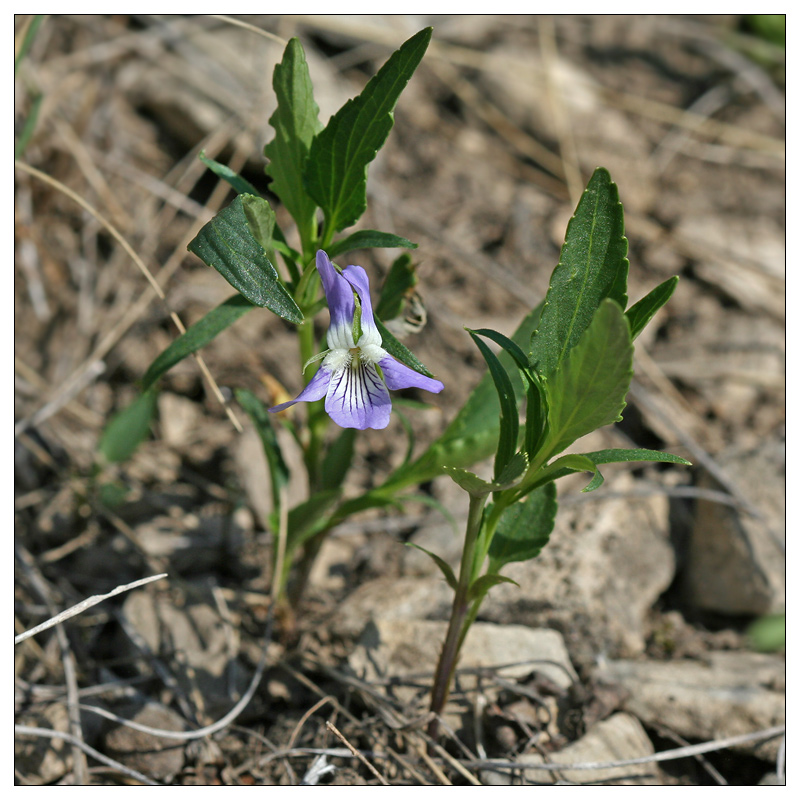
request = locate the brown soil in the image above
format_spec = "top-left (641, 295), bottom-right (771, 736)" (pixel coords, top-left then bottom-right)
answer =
top-left (15, 15), bottom-right (784, 785)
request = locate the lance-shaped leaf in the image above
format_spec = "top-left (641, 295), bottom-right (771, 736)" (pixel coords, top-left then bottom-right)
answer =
top-left (327, 231), bottom-right (417, 260)
top-left (188, 194), bottom-right (303, 323)
top-left (199, 151), bottom-right (260, 197)
top-left (576, 447), bottom-right (691, 492)
top-left (375, 316), bottom-right (434, 378)
top-left (530, 167), bottom-right (628, 378)
top-left (470, 327), bottom-right (550, 461)
top-left (626, 276), bottom-right (679, 340)
top-left (523, 448), bottom-right (690, 495)
top-left (488, 482), bottom-right (557, 572)
top-left (467, 573), bottom-right (519, 602)
top-left (443, 452), bottom-right (527, 497)
top-left (282, 490), bottom-right (342, 553)
top-left (320, 428), bottom-right (357, 492)
top-left (142, 295), bottom-right (255, 391)
top-left (542, 299), bottom-right (633, 459)
top-left (304, 27), bottom-right (432, 234)
top-left (468, 329), bottom-right (519, 480)
top-left (235, 388), bottom-right (289, 517)
top-left (264, 37), bottom-right (322, 248)
top-left (376, 253), bottom-right (417, 322)
top-left (382, 303), bottom-right (542, 492)
top-left (405, 543), bottom-right (458, 591)
top-left (98, 390), bottom-right (158, 464)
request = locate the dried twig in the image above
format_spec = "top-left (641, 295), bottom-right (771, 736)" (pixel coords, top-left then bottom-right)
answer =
top-left (13, 160), bottom-right (243, 433)
top-left (74, 610), bottom-right (275, 741)
top-left (15, 573), bottom-right (168, 645)
top-left (467, 725), bottom-right (786, 774)
top-left (325, 720), bottom-right (390, 786)
top-left (14, 725), bottom-right (160, 786)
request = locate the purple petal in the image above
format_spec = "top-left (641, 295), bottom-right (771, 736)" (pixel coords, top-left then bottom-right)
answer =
top-left (342, 265), bottom-right (380, 343)
top-left (269, 367), bottom-right (332, 413)
top-left (379, 355), bottom-right (444, 394)
top-left (325, 362), bottom-right (391, 430)
top-left (316, 251), bottom-right (354, 347)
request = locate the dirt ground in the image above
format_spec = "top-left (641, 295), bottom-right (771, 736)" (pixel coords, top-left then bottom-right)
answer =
top-left (14, 15), bottom-right (785, 785)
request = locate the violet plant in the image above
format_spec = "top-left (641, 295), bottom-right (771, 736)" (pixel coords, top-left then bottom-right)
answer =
top-left (98, 28), bottom-right (689, 725)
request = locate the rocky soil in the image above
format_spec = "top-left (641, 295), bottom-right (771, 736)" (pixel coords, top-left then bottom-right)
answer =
top-left (14, 15), bottom-right (784, 785)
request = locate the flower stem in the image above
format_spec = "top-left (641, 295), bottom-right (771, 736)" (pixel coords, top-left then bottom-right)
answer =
top-left (427, 491), bottom-right (486, 742)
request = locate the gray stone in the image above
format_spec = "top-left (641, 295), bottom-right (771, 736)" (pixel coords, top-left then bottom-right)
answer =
top-left (348, 617), bottom-right (577, 694)
top-left (509, 713), bottom-right (659, 785)
top-left (478, 468), bottom-right (675, 656)
top-left (594, 651), bottom-right (785, 760)
top-left (682, 440), bottom-right (785, 616)
top-left (104, 702), bottom-right (186, 781)
top-left (330, 575), bottom-right (454, 640)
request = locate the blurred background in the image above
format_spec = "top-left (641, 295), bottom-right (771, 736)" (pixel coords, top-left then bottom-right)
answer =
top-left (14, 15), bottom-right (784, 786)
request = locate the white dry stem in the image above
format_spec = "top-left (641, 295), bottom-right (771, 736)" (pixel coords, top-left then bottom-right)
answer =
top-left (469, 724), bottom-right (786, 776)
top-left (14, 573), bottom-right (168, 645)
top-left (14, 725), bottom-right (160, 786)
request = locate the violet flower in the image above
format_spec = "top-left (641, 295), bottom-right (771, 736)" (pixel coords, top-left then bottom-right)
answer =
top-left (270, 250), bottom-right (443, 430)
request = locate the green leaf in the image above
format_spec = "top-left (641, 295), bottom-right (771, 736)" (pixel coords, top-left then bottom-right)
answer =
top-left (530, 167), bottom-right (628, 378)
top-left (405, 543), bottom-right (458, 591)
top-left (470, 328), bottom-right (530, 373)
top-left (98, 390), bottom-right (158, 464)
top-left (264, 37), bottom-right (323, 249)
top-left (375, 317), bottom-right (434, 378)
top-left (15, 92), bottom-right (42, 160)
top-left (746, 14), bottom-right (785, 47)
top-left (304, 27), bottom-right (432, 234)
top-left (524, 448), bottom-right (689, 495)
top-left (543, 299), bottom-right (633, 459)
top-left (471, 327), bottom-right (551, 461)
top-left (187, 194), bottom-right (303, 323)
top-left (468, 329), bottom-right (519, 480)
top-left (15, 14), bottom-right (45, 73)
top-left (97, 481), bottom-right (130, 509)
top-left (142, 294), bottom-right (255, 391)
top-left (320, 428), bottom-right (357, 492)
top-left (578, 447), bottom-right (691, 492)
top-left (383, 303), bottom-right (542, 492)
top-left (488, 482), bottom-right (557, 572)
top-left (625, 276), bottom-right (678, 340)
top-left (327, 230), bottom-right (417, 260)
top-left (241, 194), bottom-right (276, 253)
top-left (581, 447), bottom-right (691, 468)
top-left (444, 452), bottom-right (528, 497)
top-left (443, 466), bottom-right (492, 495)
top-left (376, 253), bottom-right (417, 321)
top-left (495, 451), bottom-right (529, 488)
top-left (199, 151), bottom-right (260, 196)
top-left (582, 469), bottom-right (605, 492)
top-left (235, 389), bottom-right (290, 516)
top-left (284, 490), bottom-right (342, 553)
top-left (748, 613), bottom-right (785, 652)
top-left (467, 573), bottom-right (519, 602)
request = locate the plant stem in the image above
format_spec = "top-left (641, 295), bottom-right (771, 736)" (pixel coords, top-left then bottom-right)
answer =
top-left (427, 491), bottom-right (486, 742)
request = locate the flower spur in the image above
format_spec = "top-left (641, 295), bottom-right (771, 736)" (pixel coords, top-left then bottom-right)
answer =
top-left (270, 250), bottom-right (443, 430)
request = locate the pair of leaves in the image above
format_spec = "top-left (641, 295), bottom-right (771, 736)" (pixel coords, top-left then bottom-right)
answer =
top-left (262, 28), bottom-right (431, 250)
top-left (380, 303), bottom-right (543, 493)
top-left (188, 30), bottom-right (428, 341)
